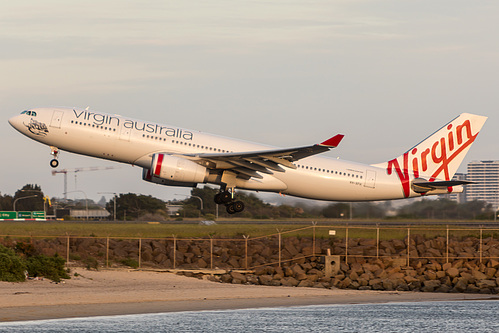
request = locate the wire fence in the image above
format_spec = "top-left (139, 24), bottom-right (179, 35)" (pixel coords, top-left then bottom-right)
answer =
top-left (1, 224), bottom-right (498, 270)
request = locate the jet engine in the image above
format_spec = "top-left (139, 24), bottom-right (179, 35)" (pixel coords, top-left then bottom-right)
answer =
top-left (145, 154), bottom-right (208, 186)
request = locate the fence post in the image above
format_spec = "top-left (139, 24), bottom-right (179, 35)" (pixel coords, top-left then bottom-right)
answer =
top-left (106, 236), bottom-right (110, 268)
top-left (406, 227), bottom-right (410, 267)
top-left (210, 236), bottom-right (213, 270)
top-left (138, 237), bottom-right (142, 269)
top-left (345, 227), bottom-right (349, 265)
top-left (480, 227), bottom-right (483, 264)
top-left (244, 235), bottom-right (249, 270)
top-left (277, 229), bottom-right (282, 268)
top-left (446, 225), bottom-right (449, 264)
top-left (376, 225), bottom-right (379, 259)
top-left (66, 233), bottom-right (70, 265)
top-left (173, 235), bottom-right (177, 269)
top-left (312, 222), bottom-right (316, 257)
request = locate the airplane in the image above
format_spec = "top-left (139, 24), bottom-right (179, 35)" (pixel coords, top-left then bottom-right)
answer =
top-left (8, 108), bottom-right (487, 214)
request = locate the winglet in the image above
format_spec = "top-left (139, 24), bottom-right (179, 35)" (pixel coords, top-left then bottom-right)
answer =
top-left (320, 134), bottom-right (344, 147)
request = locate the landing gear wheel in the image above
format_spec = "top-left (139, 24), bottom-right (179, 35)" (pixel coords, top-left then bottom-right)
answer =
top-left (226, 203), bottom-right (236, 214)
top-left (50, 159), bottom-right (59, 168)
top-left (214, 193), bottom-right (224, 205)
top-left (233, 201), bottom-right (245, 213)
top-left (216, 191), bottom-right (232, 204)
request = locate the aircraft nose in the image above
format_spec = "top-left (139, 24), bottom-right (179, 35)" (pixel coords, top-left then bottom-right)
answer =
top-left (8, 115), bottom-right (22, 130)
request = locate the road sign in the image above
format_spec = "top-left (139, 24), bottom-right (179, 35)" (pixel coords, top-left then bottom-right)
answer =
top-left (0, 211), bottom-right (17, 219)
top-left (32, 211), bottom-right (45, 218)
top-left (18, 212), bottom-right (32, 218)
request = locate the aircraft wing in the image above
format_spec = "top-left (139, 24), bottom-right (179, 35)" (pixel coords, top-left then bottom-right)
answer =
top-left (181, 134), bottom-right (344, 179)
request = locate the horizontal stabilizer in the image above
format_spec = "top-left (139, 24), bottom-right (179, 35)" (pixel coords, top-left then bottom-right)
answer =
top-left (411, 178), bottom-right (473, 193)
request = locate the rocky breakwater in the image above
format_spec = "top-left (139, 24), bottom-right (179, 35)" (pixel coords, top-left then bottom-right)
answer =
top-left (4, 233), bottom-right (499, 294)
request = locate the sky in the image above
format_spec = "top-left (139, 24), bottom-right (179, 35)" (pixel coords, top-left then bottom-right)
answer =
top-left (0, 1), bottom-right (498, 205)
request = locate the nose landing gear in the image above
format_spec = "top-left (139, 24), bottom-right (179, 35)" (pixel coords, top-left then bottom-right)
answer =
top-left (50, 146), bottom-right (60, 168)
top-left (214, 190), bottom-right (245, 214)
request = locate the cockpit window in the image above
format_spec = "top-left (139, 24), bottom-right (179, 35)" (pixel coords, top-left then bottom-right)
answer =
top-left (21, 110), bottom-right (36, 116)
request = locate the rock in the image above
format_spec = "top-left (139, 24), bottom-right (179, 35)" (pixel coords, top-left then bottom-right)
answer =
top-left (284, 267), bottom-right (294, 277)
top-left (472, 270), bottom-right (488, 280)
top-left (422, 280), bottom-right (441, 292)
top-left (382, 279), bottom-right (395, 291)
top-left (476, 279), bottom-right (497, 289)
top-left (230, 271), bottom-right (247, 283)
top-left (489, 259), bottom-right (499, 268)
top-left (281, 277), bottom-right (299, 287)
top-left (446, 267), bottom-right (460, 278)
top-left (349, 271), bottom-right (359, 281)
top-left (435, 284), bottom-right (452, 293)
top-left (254, 266), bottom-right (270, 276)
top-left (291, 264), bottom-right (305, 276)
top-left (154, 253), bottom-right (168, 264)
top-left (369, 278), bottom-right (383, 290)
top-left (206, 275), bottom-right (220, 282)
top-left (465, 285), bottom-right (481, 293)
top-left (452, 278), bottom-right (468, 293)
top-left (485, 268), bottom-right (497, 279)
top-left (340, 277), bottom-right (352, 289)
top-left (196, 258), bottom-right (208, 268)
top-left (258, 275), bottom-right (273, 286)
top-left (297, 280), bottom-right (314, 288)
top-left (273, 273), bottom-right (284, 280)
top-left (220, 274), bottom-right (232, 283)
top-left (228, 257), bottom-right (240, 268)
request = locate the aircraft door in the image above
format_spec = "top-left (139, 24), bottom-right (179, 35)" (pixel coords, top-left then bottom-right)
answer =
top-left (364, 170), bottom-right (376, 188)
top-left (119, 124), bottom-right (131, 141)
top-left (50, 110), bottom-right (64, 128)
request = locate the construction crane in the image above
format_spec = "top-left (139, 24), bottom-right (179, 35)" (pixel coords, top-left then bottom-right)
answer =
top-left (51, 166), bottom-right (120, 199)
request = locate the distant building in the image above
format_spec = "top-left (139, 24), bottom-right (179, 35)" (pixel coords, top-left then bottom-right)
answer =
top-left (443, 173), bottom-right (468, 204)
top-left (466, 160), bottom-right (499, 211)
top-left (165, 204), bottom-right (183, 216)
top-left (56, 209), bottom-right (110, 220)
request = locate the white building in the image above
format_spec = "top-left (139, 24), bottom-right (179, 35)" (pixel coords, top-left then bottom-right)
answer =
top-left (466, 160), bottom-right (499, 210)
top-left (444, 173), bottom-right (467, 204)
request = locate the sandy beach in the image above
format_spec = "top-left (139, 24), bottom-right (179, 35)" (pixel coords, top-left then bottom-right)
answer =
top-left (0, 268), bottom-right (497, 322)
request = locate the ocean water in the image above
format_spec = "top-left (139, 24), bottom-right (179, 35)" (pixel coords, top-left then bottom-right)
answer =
top-left (1, 300), bottom-right (499, 332)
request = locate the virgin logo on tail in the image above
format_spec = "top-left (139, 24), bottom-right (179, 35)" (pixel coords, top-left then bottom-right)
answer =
top-left (385, 114), bottom-right (487, 198)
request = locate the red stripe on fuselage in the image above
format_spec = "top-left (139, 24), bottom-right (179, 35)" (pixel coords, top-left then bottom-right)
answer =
top-left (154, 154), bottom-right (164, 176)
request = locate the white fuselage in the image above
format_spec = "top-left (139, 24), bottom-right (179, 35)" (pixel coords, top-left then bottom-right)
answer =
top-left (8, 107), bottom-right (419, 202)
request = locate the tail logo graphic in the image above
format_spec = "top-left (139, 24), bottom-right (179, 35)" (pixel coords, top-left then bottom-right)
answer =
top-left (386, 117), bottom-right (483, 198)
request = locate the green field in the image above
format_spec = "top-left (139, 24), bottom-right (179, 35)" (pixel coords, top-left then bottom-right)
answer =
top-left (0, 221), bottom-right (494, 240)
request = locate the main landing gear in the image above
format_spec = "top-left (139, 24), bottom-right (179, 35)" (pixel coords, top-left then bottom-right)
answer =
top-left (214, 190), bottom-right (245, 214)
top-left (50, 146), bottom-right (59, 168)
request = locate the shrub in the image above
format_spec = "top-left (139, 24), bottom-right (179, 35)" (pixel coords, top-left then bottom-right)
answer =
top-left (84, 256), bottom-right (99, 270)
top-left (0, 245), bottom-right (26, 282)
top-left (27, 254), bottom-right (70, 282)
top-left (120, 258), bottom-right (139, 269)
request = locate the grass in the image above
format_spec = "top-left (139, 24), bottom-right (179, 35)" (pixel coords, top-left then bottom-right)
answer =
top-left (0, 221), bottom-right (496, 240)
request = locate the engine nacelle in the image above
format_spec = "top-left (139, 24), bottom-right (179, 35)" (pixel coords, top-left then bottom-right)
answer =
top-left (149, 154), bottom-right (208, 184)
top-left (142, 168), bottom-right (198, 187)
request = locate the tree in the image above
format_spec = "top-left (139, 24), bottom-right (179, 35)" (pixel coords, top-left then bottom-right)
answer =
top-left (396, 198), bottom-right (493, 220)
top-left (13, 184), bottom-right (45, 211)
top-left (108, 193), bottom-right (167, 220)
top-left (0, 193), bottom-right (13, 211)
top-left (322, 203), bottom-right (350, 218)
